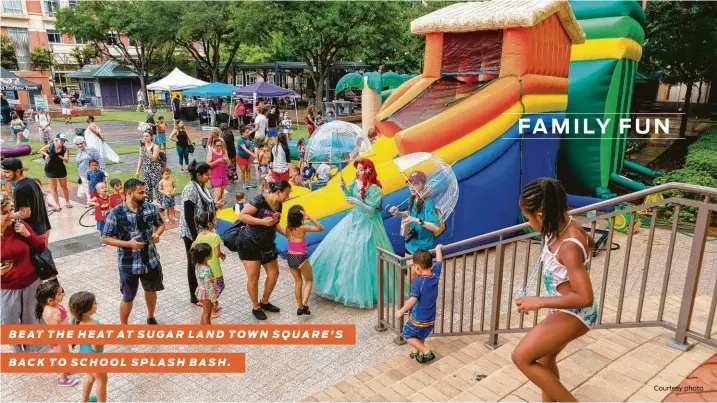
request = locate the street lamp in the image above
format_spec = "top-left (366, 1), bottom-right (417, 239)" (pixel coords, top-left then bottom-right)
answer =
top-left (42, 43), bottom-right (56, 94)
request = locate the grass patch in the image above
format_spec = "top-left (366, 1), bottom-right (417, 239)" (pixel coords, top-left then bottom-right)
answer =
top-left (109, 170), bottom-right (191, 196)
top-left (69, 111), bottom-right (150, 123)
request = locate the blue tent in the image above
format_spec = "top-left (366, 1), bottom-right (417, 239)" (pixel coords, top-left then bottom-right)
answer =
top-left (182, 82), bottom-right (239, 97)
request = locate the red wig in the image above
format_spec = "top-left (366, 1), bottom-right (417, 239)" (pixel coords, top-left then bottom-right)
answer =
top-left (353, 158), bottom-right (382, 209)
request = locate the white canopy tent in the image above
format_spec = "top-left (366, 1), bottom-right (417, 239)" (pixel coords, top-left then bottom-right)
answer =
top-left (146, 68), bottom-right (208, 92)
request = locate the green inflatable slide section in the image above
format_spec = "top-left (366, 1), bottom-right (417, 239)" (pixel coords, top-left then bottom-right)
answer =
top-left (560, 1), bottom-right (644, 195)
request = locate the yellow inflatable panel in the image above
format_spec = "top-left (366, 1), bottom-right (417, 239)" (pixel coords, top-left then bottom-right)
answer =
top-left (279, 94), bottom-right (568, 226)
top-left (570, 38), bottom-right (642, 62)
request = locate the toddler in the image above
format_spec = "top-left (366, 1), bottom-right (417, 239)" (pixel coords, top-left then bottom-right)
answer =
top-left (297, 138), bottom-right (306, 170)
top-left (234, 191), bottom-right (246, 216)
top-left (315, 111), bottom-right (323, 126)
top-left (283, 206), bottom-right (324, 315)
top-left (156, 116), bottom-right (168, 153)
top-left (35, 280), bottom-right (79, 387)
top-left (158, 167), bottom-right (176, 222)
top-left (86, 160), bottom-right (106, 201)
top-left (281, 112), bottom-right (293, 140)
top-left (302, 163), bottom-right (316, 188)
top-left (395, 246), bottom-right (443, 363)
top-left (194, 211), bottom-right (225, 317)
top-left (290, 167), bottom-right (303, 187)
top-left (326, 111), bottom-right (336, 123)
top-left (191, 242), bottom-right (218, 325)
top-left (108, 178), bottom-right (124, 208)
top-left (314, 160), bottom-right (332, 190)
top-left (89, 182), bottom-right (111, 246)
top-left (69, 291), bottom-right (107, 402)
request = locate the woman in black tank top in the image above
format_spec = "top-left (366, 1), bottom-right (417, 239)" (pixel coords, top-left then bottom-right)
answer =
top-left (170, 120), bottom-right (191, 172)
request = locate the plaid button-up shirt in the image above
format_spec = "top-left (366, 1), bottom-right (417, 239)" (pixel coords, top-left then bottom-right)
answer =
top-left (102, 202), bottom-right (163, 275)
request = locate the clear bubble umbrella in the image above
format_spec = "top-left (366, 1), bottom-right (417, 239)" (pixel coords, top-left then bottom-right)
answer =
top-left (392, 152), bottom-right (459, 224)
top-left (304, 121), bottom-right (374, 177)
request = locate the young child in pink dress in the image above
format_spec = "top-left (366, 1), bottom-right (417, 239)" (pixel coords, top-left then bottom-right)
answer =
top-left (36, 280), bottom-right (79, 387)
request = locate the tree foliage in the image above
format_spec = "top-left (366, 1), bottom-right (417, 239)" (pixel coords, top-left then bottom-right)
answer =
top-left (1, 35), bottom-right (18, 70)
top-left (642, 1), bottom-right (717, 136)
top-left (30, 46), bottom-right (53, 71)
top-left (173, 0), bottom-right (268, 82)
top-left (271, 1), bottom-right (407, 101)
top-left (56, 0), bottom-right (179, 101)
top-left (70, 45), bottom-right (100, 68)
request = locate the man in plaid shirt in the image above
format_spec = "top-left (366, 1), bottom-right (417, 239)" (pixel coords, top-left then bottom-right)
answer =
top-left (102, 179), bottom-right (165, 324)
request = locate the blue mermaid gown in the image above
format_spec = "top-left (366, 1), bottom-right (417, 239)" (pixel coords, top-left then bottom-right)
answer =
top-left (310, 182), bottom-right (395, 308)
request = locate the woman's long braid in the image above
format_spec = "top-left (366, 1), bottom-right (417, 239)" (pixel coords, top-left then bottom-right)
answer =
top-left (407, 196), bottom-right (425, 215)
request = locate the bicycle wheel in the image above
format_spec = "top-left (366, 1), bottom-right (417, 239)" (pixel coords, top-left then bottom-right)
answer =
top-left (79, 207), bottom-right (96, 228)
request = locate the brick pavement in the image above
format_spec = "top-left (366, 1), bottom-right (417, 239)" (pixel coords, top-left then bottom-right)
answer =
top-left (663, 354), bottom-right (717, 402)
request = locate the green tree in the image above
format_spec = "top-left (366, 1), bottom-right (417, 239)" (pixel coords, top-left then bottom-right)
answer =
top-left (642, 1), bottom-right (717, 137)
top-left (271, 1), bottom-right (406, 102)
top-left (56, 0), bottom-right (179, 105)
top-left (70, 45), bottom-right (99, 68)
top-left (1, 35), bottom-right (18, 70)
top-left (30, 46), bottom-right (53, 71)
top-left (174, 1), bottom-right (267, 82)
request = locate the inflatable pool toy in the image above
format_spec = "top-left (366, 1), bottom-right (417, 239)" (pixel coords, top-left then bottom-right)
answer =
top-left (0, 144), bottom-right (32, 158)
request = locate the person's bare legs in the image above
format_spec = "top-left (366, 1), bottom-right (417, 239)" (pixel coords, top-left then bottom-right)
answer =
top-left (82, 373), bottom-right (95, 402)
top-left (119, 301), bottom-right (133, 325)
top-left (511, 312), bottom-right (587, 402)
top-left (299, 261), bottom-right (313, 306)
top-left (243, 260), bottom-right (261, 309)
top-left (59, 178), bottom-right (71, 207)
top-left (94, 373), bottom-right (107, 402)
top-left (405, 337), bottom-right (430, 355)
top-left (144, 291), bottom-right (157, 320)
top-left (201, 300), bottom-right (213, 325)
top-left (538, 352), bottom-right (562, 402)
top-left (260, 259), bottom-right (279, 305)
top-left (49, 178), bottom-right (60, 209)
top-left (289, 267), bottom-right (303, 309)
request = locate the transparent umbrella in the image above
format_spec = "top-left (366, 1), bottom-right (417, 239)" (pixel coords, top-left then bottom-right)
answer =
top-left (392, 152), bottom-right (459, 223)
top-left (304, 121), bottom-right (374, 166)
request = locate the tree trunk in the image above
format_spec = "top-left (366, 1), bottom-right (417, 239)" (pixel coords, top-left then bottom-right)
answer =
top-left (679, 78), bottom-right (694, 138)
top-left (315, 73), bottom-right (325, 106)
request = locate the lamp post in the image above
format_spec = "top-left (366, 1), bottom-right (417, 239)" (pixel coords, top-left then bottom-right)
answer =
top-left (42, 43), bottom-right (56, 94)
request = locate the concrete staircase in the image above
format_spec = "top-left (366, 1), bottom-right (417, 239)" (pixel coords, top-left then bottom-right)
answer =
top-left (303, 296), bottom-right (717, 402)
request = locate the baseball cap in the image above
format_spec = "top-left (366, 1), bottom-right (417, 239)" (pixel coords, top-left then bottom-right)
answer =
top-left (73, 136), bottom-right (86, 145)
top-left (1, 158), bottom-right (23, 171)
top-left (407, 171), bottom-right (427, 184)
top-left (56, 132), bottom-right (68, 141)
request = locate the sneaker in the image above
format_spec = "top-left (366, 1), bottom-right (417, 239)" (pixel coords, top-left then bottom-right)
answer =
top-left (297, 308), bottom-right (303, 316)
top-left (301, 305), bottom-right (311, 315)
top-left (242, 184), bottom-right (249, 189)
top-left (416, 351), bottom-right (435, 363)
top-left (248, 183), bottom-right (257, 188)
top-left (259, 302), bottom-right (280, 313)
top-left (252, 308), bottom-right (267, 320)
top-left (146, 317), bottom-right (159, 325)
top-left (409, 352), bottom-right (418, 359)
top-left (57, 377), bottom-right (79, 387)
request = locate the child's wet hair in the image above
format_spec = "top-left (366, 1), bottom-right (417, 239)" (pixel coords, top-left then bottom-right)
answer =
top-left (413, 250), bottom-right (433, 270)
top-left (197, 210), bottom-right (216, 229)
top-left (110, 178), bottom-right (122, 188)
top-left (35, 280), bottom-right (62, 320)
top-left (519, 177), bottom-right (568, 240)
top-left (191, 243), bottom-right (212, 265)
top-left (69, 291), bottom-right (96, 325)
top-left (287, 205), bottom-right (305, 229)
top-left (236, 191), bottom-right (245, 202)
top-left (161, 167), bottom-right (171, 175)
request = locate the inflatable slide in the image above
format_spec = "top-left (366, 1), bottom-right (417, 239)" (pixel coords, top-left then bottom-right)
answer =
top-left (560, 0), bottom-right (646, 195)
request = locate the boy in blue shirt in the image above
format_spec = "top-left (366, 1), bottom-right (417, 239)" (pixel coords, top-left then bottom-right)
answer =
top-left (395, 245), bottom-right (443, 363)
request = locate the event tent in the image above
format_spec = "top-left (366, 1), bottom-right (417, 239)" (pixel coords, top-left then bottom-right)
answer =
top-left (233, 82), bottom-right (299, 127)
top-left (146, 68), bottom-right (207, 92)
top-left (182, 82), bottom-right (239, 98)
top-left (0, 67), bottom-right (40, 91)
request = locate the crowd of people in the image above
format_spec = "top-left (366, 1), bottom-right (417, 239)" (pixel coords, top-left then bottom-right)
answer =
top-left (0, 93), bottom-right (598, 402)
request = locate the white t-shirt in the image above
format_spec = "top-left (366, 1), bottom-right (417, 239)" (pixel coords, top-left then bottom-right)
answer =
top-left (317, 163), bottom-right (332, 181)
top-left (271, 144), bottom-right (289, 174)
top-left (255, 114), bottom-right (268, 137)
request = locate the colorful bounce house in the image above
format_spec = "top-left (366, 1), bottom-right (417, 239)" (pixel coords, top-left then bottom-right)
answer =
top-left (217, 0), bottom-right (646, 255)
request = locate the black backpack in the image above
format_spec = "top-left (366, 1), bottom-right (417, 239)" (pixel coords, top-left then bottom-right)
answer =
top-left (221, 219), bottom-right (245, 252)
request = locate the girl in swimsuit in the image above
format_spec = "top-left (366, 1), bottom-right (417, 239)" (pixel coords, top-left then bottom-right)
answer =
top-left (512, 177), bottom-right (598, 403)
top-left (281, 205), bottom-right (324, 315)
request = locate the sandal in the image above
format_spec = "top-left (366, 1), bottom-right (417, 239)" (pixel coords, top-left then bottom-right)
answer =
top-left (53, 207), bottom-right (62, 212)
top-left (66, 204), bottom-right (73, 208)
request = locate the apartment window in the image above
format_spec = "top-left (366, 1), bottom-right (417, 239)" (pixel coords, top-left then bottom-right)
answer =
top-left (106, 32), bottom-right (120, 46)
top-left (7, 28), bottom-right (31, 71)
top-left (68, 0), bottom-right (78, 7)
top-left (44, 0), bottom-right (60, 17)
top-left (47, 30), bottom-right (63, 44)
top-left (3, 0), bottom-right (24, 14)
top-left (80, 81), bottom-right (95, 96)
top-left (74, 36), bottom-right (85, 45)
